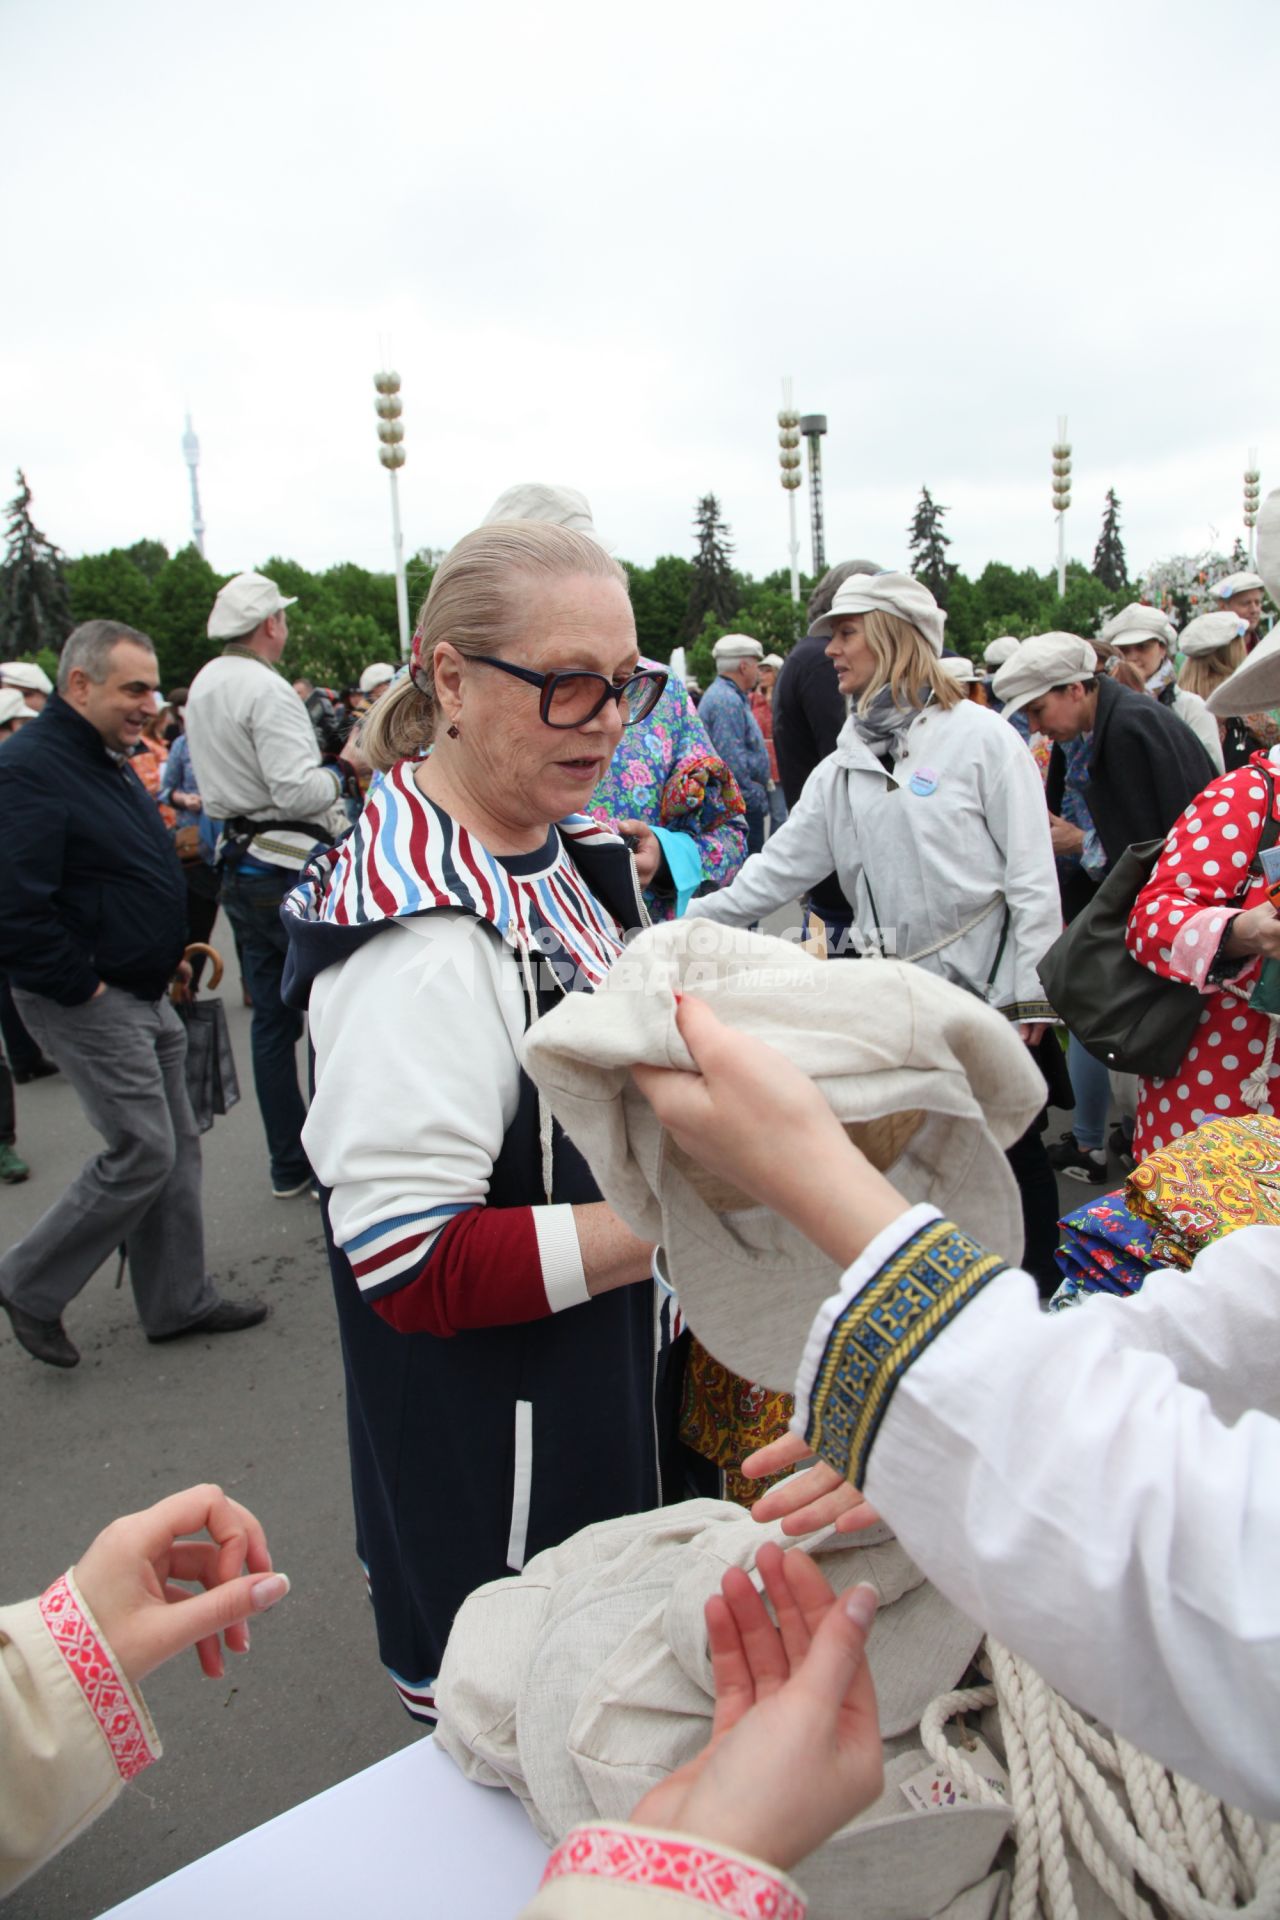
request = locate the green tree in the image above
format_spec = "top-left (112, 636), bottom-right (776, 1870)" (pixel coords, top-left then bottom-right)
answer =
top-left (0, 472), bottom-right (72, 656)
top-left (680, 494), bottom-right (738, 641)
top-left (1092, 489), bottom-right (1128, 592)
top-left (148, 545), bottom-right (226, 686)
top-left (906, 486), bottom-right (956, 606)
top-left (122, 539), bottom-right (169, 582)
top-left (1053, 562), bottom-right (1121, 640)
top-left (624, 553), bottom-right (694, 660)
top-left (288, 612), bottom-right (391, 690)
top-left (65, 548), bottom-right (156, 634)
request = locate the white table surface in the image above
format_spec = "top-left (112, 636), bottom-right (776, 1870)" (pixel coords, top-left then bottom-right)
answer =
top-left (101, 1738), bottom-right (549, 1918)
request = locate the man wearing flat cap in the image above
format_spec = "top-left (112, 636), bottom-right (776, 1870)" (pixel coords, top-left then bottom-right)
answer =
top-left (698, 635), bottom-right (772, 854)
top-left (993, 632), bottom-right (1215, 920)
top-left (186, 571), bottom-right (355, 1199)
top-left (1214, 571), bottom-right (1267, 651)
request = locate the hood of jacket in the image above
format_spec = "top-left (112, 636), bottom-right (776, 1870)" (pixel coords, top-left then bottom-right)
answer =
top-left (282, 758), bottom-right (643, 1008)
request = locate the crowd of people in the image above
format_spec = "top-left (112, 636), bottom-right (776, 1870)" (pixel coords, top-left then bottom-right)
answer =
top-left (2, 489), bottom-right (1278, 1916)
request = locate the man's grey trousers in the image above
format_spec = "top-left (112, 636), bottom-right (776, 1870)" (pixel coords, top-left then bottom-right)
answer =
top-left (0, 987), bottom-right (216, 1335)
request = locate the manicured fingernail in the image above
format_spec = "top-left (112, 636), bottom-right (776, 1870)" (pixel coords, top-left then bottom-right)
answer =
top-left (844, 1584), bottom-right (878, 1631)
top-left (251, 1573), bottom-right (290, 1610)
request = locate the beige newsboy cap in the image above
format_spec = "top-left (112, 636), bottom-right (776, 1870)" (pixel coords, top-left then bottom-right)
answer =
top-left (0, 689), bottom-right (32, 727)
top-left (940, 654), bottom-right (979, 685)
top-left (1206, 490), bottom-right (1280, 715)
top-left (711, 632), bottom-right (763, 665)
top-left (1214, 570), bottom-right (1265, 600)
top-left (982, 634), bottom-right (1020, 670)
top-left (1099, 602), bottom-right (1179, 649)
top-left (808, 571), bottom-right (947, 656)
top-left (481, 481), bottom-right (602, 542)
top-left (991, 632), bottom-right (1098, 719)
top-left (207, 571), bottom-right (297, 639)
top-left (0, 660), bottom-right (53, 694)
top-left (1179, 611), bottom-right (1249, 658)
top-left (521, 920), bottom-right (1044, 1393)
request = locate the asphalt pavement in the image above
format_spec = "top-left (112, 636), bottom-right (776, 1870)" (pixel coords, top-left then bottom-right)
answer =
top-left (0, 906), bottom-right (1104, 1917)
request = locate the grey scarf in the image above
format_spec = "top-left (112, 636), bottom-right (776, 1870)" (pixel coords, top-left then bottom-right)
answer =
top-left (852, 685), bottom-right (928, 761)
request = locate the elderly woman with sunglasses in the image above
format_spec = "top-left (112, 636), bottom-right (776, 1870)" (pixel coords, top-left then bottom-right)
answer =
top-left (283, 523), bottom-right (679, 1723)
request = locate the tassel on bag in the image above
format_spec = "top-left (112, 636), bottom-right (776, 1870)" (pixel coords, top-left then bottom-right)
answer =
top-left (1240, 1015), bottom-right (1280, 1111)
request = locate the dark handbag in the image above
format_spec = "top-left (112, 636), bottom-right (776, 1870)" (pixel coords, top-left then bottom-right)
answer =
top-left (1039, 774), bottom-right (1278, 1078)
top-left (171, 944), bottom-right (241, 1132)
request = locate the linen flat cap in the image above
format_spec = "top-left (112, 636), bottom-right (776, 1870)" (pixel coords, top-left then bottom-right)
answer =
top-left (0, 661), bottom-right (52, 694)
top-left (990, 632), bottom-right (1098, 719)
top-left (0, 689), bottom-right (32, 727)
top-left (711, 632), bottom-right (763, 665)
top-left (940, 654), bottom-right (979, 685)
top-left (760, 651), bottom-right (785, 669)
top-left (481, 481), bottom-right (608, 548)
top-left (1179, 611), bottom-right (1249, 658)
top-left (1214, 570), bottom-right (1265, 600)
top-left (808, 572), bottom-right (946, 656)
top-left (1098, 602), bottom-right (1178, 649)
top-left (207, 571), bottom-right (297, 639)
top-left (358, 661), bottom-right (395, 694)
top-left (1207, 491), bottom-right (1280, 715)
top-left (982, 634), bottom-right (1020, 670)
top-left (521, 920), bottom-right (1044, 1393)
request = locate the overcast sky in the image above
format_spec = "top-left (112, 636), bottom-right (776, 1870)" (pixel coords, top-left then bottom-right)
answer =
top-left (4, 0), bottom-right (1277, 588)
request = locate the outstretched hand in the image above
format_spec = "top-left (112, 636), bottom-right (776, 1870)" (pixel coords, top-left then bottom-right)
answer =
top-left (744, 1435), bottom-right (881, 1536)
top-left (633, 1543), bottom-right (883, 1871)
top-left (630, 994), bottom-right (908, 1269)
top-left (73, 1484), bottom-right (290, 1685)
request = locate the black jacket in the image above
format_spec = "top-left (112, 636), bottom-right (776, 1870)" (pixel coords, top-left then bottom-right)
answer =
top-left (1047, 675), bottom-right (1216, 880)
top-left (0, 695), bottom-right (188, 1004)
top-left (772, 632), bottom-right (851, 917)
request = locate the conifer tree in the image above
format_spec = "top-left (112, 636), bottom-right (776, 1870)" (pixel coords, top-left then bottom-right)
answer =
top-left (906, 487), bottom-right (956, 605)
top-left (681, 493), bottom-right (738, 639)
top-left (0, 472), bottom-right (72, 656)
top-left (1092, 488), bottom-right (1128, 591)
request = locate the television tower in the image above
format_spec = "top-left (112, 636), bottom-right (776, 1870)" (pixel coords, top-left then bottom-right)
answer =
top-left (182, 414), bottom-right (206, 556)
top-left (799, 413), bottom-right (828, 574)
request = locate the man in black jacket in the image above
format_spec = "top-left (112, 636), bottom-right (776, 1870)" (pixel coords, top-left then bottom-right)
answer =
top-left (0, 622), bottom-right (266, 1368)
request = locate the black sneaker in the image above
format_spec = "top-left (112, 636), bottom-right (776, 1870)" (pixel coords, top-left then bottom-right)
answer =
top-left (1108, 1123), bottom-right (1136, 1172)
top-left (1047, 1130), bottom-right (1108, 1183)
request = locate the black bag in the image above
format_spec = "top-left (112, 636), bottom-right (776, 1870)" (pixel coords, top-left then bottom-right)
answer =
top-left (1039, 771), bottom-right (1279, 1078)
top-left (175, 997), bottom-right (241, 1132)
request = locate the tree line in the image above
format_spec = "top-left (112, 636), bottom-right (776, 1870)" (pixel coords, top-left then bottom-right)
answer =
top-left (0, 471), bottom-right (1263, 694)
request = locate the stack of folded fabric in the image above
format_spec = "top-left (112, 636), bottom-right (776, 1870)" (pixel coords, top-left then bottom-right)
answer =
top-left (1051, 1113), bottom-right (1280, 1310)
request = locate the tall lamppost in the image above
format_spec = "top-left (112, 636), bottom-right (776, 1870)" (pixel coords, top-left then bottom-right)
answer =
top-left (1245, 450), bottom-right (1261, 563)
top-left (373, 370), bottom-right (410, 659)
top-left (181, 413), bottom-right (206, 557)
top-left (800, 413), bottom-right (828, 575)
top-left (1051, 416), bottom-right (1072, 599)
top-left (777, 379), bottom-right (802, 604)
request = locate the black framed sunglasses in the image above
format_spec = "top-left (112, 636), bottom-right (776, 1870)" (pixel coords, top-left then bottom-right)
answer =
top-left (470, 655), bottom-right (668, 729)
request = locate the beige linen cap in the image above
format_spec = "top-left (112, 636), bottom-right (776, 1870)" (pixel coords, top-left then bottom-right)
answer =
top-left (521, 920), bottom-right (1044, 1394)
top-left (0, 689), bottom-right (32, 726)
top-left (990, 632), bottom-right (1098, 719)
top-left (760, 651), bottom-right (785, 669)
top-left (357, 661), bottom-right (395, 694)
top-left (940, 655), bottom-right (979, 685)
top-left (1214, 570), bottom-right (1265, 600)
top-left (207, 571), bottom-right (297, 640)
top-left (808, 571), bottom-right (947, 656)
top-left (712, 632), bottom-right (763, 665)
top-left (481, 481), bottom-right (600, 540)
top-left (1179, 611), bottom-right (1249, 658)
top-left (1206, 490), bottom-right (1280, 715)
top-left (0, 661), bottom-right (53, 694)
top-left (1099, 602), bottom-right (1178, 650)
top-left (982, 634), bottom-right (1020, 670)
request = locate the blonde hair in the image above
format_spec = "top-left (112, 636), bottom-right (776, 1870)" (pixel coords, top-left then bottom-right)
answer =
top-left (1178, 634), bottom-right (1247, 700)
top-left (361, 522), bottom-right (629, 772)
top-left (856, 610), bottom-right (963, 714)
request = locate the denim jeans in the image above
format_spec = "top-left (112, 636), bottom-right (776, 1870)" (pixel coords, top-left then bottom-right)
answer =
top-left (219, 864), bottom-right (309, 1190)
top-left (745, 807), bottom-right (767, 857)
top-left (1067, 1032), bottom-right (1111, 1151)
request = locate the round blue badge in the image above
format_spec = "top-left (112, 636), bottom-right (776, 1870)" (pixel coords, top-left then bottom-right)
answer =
top-left (909, 767), bottom-right (939, 797)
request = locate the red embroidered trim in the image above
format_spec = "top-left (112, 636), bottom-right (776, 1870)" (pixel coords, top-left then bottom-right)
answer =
top-left (541, 1826), bottom-right (805, 1919)
top-left (38, 1574), bottom-right (157, 1783)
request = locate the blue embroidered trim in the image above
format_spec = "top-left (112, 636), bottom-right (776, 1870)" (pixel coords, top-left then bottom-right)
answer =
top-left (806, 1218), bottom-right (1005, 1487)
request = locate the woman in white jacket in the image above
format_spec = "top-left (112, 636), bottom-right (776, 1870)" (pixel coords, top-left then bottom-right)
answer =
top-left (685, 571), bottom-right (1063, 1284)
